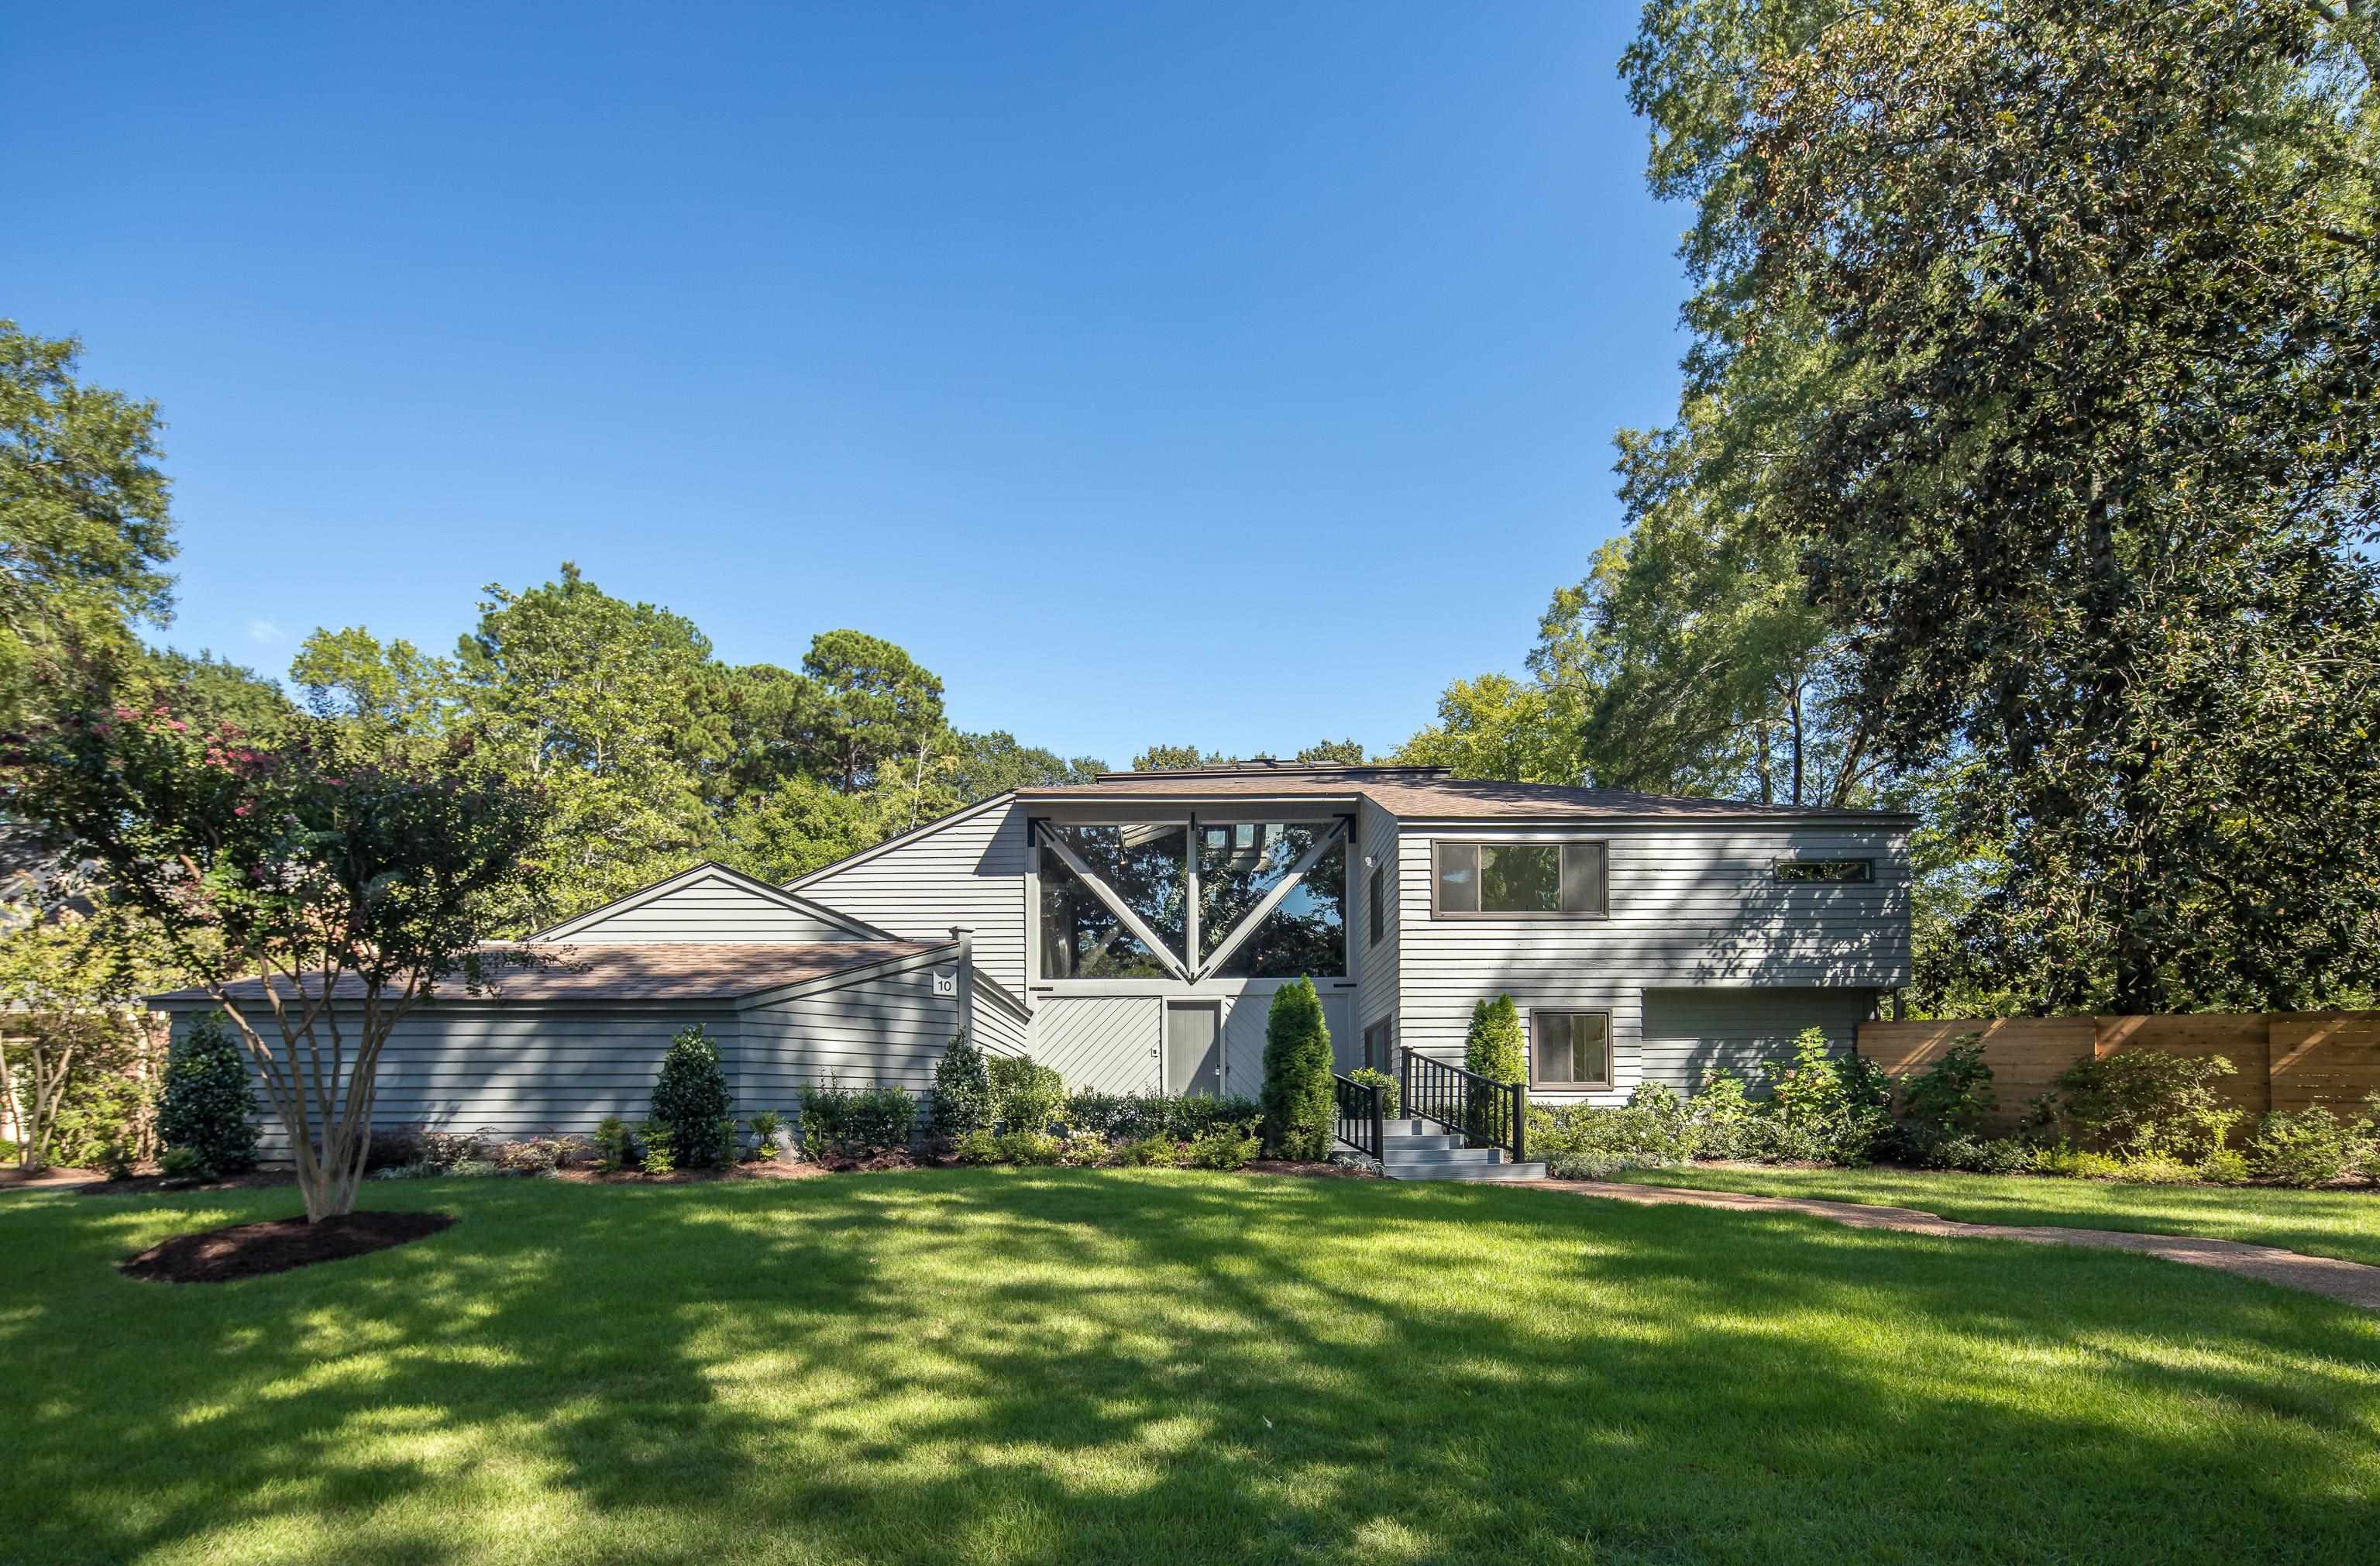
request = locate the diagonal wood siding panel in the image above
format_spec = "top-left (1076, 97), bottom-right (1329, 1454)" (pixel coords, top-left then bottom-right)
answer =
top-left (1030, 996), bottom-right (1160, 1095)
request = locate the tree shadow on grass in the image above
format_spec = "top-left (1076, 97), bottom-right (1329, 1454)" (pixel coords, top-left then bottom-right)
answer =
top-left (5, 1172), bottom-right (2379, 1566)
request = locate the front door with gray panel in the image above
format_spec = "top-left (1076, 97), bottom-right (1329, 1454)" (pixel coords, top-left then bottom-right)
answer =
top-left (1165, 1001), bottom-right (1222, 1096)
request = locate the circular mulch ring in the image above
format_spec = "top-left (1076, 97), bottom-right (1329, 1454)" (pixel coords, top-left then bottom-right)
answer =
top-left (121, 1210), bottom-right (456, 1284)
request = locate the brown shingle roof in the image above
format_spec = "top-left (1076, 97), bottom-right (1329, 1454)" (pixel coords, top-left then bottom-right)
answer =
top-left (149, 941), bottom-right (945, 1006)
top-left (1013, 766), bottom-right (1913, 822)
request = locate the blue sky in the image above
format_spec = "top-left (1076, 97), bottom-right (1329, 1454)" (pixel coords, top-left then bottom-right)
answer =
top-left (8, 3), bottom-right (1688, 766)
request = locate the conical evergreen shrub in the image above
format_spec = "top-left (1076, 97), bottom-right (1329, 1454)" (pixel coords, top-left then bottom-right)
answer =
top-left (1261, 977), bottom-right (1336, 1160)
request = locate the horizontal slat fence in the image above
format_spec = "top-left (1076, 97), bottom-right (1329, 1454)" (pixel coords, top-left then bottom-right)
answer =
top-left (1857, 1012), bottom-right (2380, 1136)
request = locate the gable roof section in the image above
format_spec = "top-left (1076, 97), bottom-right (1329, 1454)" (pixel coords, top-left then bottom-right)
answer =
top-left (782, 791), bottom-right (1017, 893)
top-left (150, 940), bottom-right (950, 1007)
top-left (524, 861), bottom-right (888, 944)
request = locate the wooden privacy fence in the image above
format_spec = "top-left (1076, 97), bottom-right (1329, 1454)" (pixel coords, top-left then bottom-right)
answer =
top-left (1856, 1013), bottom-right (2380, 1136)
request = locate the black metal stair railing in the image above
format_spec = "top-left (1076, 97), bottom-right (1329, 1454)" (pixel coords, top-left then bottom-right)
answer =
top-left (1332, 1072), bottom-right (1386, 1160)
top-left (1398, 1051), bottom-right (1526, 1165)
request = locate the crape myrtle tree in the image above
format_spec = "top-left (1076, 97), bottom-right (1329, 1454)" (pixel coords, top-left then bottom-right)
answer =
top-left (15, 704), bottom-right (551, 1220)
top-left (1622, 0), bottom-right (2380, 1012)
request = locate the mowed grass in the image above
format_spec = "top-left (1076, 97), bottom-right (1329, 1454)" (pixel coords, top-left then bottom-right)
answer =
top-left (6, 1171), bottom-right (2380, 1566)
top-left (1608, 1162), bottom-right (2380, 1265)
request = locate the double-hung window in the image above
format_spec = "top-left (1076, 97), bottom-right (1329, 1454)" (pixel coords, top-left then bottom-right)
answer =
top-left (1432, 841), bottom-right (1607, 917)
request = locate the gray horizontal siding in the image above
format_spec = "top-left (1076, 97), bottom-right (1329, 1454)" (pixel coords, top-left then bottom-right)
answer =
top-left (1395, 821), bottom-right (1906, 1103)
top-left (564, 872), bottom-right (862, 943)
top-left (163, 1005), bottom-right (739, 1158)
top-left (740, 964), bottom-right (963, 1106)
top-left (794, 800), bottom-right (1030, 998)
top-left (1637, 986), bottom-right (1873, 1093)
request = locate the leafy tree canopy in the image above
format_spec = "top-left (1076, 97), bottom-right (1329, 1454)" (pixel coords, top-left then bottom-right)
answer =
top-left (1619, 0), bottom-right (2380, 1012)
top-left (0, 322), bottom-right (177, 727)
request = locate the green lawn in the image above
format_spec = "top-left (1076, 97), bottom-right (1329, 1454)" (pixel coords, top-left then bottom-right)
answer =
top-left (5, 1171), bottom-right (2379, 1566)
top-left (1608, 1162), bottom-right (2380, 1265)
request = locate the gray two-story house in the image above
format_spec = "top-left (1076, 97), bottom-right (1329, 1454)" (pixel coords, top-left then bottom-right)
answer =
top-left (152, 762), bottom-right (1911, 1168)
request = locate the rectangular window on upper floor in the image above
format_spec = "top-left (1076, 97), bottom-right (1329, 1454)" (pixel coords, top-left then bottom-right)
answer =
top-left (1367, 862), bottom-right (1387, 946)
top-left (1431, 841), bottom-right (1607, 918)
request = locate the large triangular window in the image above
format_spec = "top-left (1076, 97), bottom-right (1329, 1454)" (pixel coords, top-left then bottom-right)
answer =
top-left (1034, 817), bottom-right (1347, 982)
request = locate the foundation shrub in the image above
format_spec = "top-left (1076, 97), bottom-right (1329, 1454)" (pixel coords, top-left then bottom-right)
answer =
top-left (593, 1115), bottom-right (634, 1172)
top-left (637, 1123), bottom-right (676, 1175)
top-left (1120, 1134), bottom-right (1181, 1168)
top-left (651, 1026), bottom-right (734, 1168)
top-left (1346, 1067), bottom-right (1400, 1119)
top-left (987, 1055), bottom-right (1065, 1134)
top-left (797, 1083), bottom-right (918, 1155)
top-left (154, 1010), bottom-right (259, 1179)
top-left (1059, 1131), bottom-right (1111, 1167)
top-left (992, 1131), bottom-right (1063, 1166)
top-left (417, 1131), bottom-right (486, 1170)
top-left (157, 1144), bottom-right (208, 1180)
top-left (746, 1109), bottom-right (785, 1161)
top-left (366, 1127), bottom-right (424, 1172)
top-left (1766, 1028), bottom-right (1892, 1164)
top-left (490, 1137), bottom-right (562, 1174)
top-left (1185, 1123), bottom-right (1261, 1170)
top-left (929, 1032), bottom-right (991, 1137)
top-left (1531, 1097), bottom-right (1690, 1179)
top-left (951, 1130), bottom-right (1002, 1166)
top-left (1063, 1091), bottom-right (1262, 1141)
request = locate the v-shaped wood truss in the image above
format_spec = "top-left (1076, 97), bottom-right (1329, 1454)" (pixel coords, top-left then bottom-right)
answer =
top-left (1035, 827), bottom-right (1192, 980)
top-left (1036, 819), bottom-right (1348, 983)
top-left (1192, 821), bottom-right (1346, 981)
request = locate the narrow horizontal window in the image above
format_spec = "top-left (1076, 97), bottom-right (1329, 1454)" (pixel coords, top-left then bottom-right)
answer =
top-left (1530, 1012), bottom-right (1611, 1090)
top-left (1774, 859), bottom-right (1873, 883)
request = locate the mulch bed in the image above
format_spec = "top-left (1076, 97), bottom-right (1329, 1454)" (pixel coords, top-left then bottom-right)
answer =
top-left (79, 1171), bottom-right (293, 1199)
top-left (121, 1210), bottom-right (457, 1284)
top-left (1247, 1158), bottom-right (1377, 1179)
top-left (553, 1160), bottom-right (827, 1183)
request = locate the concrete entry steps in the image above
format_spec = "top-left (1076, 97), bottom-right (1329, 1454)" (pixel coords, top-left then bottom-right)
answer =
top-left (1375, 1117), bottom-right (1544, 1182)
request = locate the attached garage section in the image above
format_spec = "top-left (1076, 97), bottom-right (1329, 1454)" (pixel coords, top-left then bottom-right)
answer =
top-left (1638, 985), bottom-right (1881, 1094)
top-left (154, 939), bottom-right (965, 1160)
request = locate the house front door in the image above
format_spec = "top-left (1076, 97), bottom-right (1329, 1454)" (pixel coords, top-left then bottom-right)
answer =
top-left (1164, 1001), bottom-right (1223, 1097)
